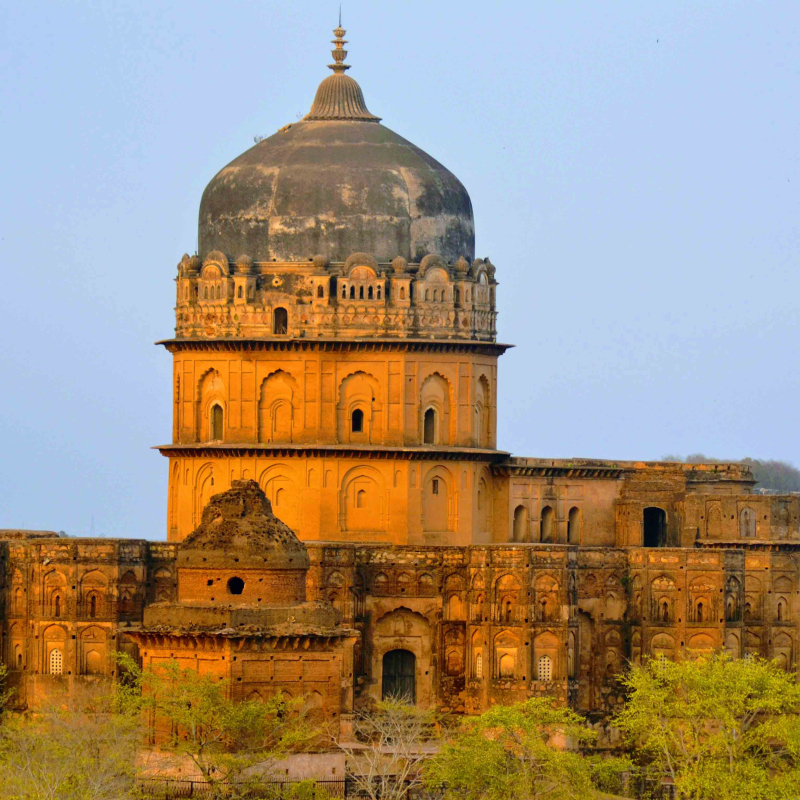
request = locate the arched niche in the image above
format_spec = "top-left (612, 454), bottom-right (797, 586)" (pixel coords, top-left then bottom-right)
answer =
top-left (419, 372), bottom-right (452, 445)
top-left (422, 466), bottom-right (454, 533)
top-left (473, 375), bottom-right (491, 447)
top-left (512, 504), bottom-right (529, 542)
top-left (195, 368), bottom-right (225, 443)
top-left (340, 466), bottom-right (387, 533)
top-left (258, 464), bottom-right (301, 531)
top-left (337, 371), bottom-right (382, 444)
top-left (258, 370), bottom-right (299, 443)
top-left (194, 462), bottom-right (218, 527)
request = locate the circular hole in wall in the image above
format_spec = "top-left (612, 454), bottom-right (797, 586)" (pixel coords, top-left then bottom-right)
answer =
top-left (227, 577), bottom-right (245, 595)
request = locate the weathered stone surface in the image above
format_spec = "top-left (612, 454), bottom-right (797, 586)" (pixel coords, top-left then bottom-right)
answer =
top-left (178, 480), bottom-right (309, 570)
top-left (198, 119), bottom-right (474, 265)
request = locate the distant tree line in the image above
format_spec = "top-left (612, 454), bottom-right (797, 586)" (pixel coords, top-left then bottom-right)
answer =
top-left (661, 455), bottom-right (800, 493)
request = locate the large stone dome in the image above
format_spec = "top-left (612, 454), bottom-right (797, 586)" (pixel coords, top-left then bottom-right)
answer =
top-left (198, 28), bottom-right (474, 265)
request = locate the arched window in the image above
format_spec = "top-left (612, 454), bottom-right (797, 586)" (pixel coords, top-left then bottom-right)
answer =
top-left (356, 489), bottom-right (367, 509)
top-left (662, 601), bottom-right (669, 622)
top-left (216, 284), bottom-right (222, 299)
top-left (423, 408), bottom-right (436, 444)
top-left (431, 478), bottom-right (439, 495)
top-left (505, 600), bottom-right (513, 622)
top-left (16, 651), bottom-right (22, 669)
top-left (425, 289), bottom-right (430, 301)
top-left (273, 307), bottom-right (288, 335)
top-left (342, 287), bottom-right (347, 298)
top-left (475, 652), bottom-right (483, 678)
top-left (210, 404), bottom-right (223, 441)
top-left (377, 287), bottom-right (381, 299)
top-left (54, 595), bottom-right (61, 618)
top-left (567, 507), bottom-right (581, 544)
top-left (643, 507), bottom-right (667, 547)
top-left (696, 601), bottom-right (703, 622)
top-left (454, 288), bottom-right (460, 303)
top-left (89, 595), bottom-right (97, 618)
top-left (368, 286), bottom-right (373, 300)
top-left (317, 285), bottom-right (324, 298)
top-left (400, 287), bottom-right (406, 300)
top-left (203, 286), bottom-right (208, 299)
top-left (351, 408), bottom-right (364, 433)
top-left (777, 601), bottom-right (784, 621)
top-left (499, 653), bottom-right (515, 678)
top-left (49, 648), bottom-right (63, 676)
top-left (540, 598), bottom-right (548, 621)
top-left (537, 655), bottom-right (552, 682)
top-left (349, 286), bottom-right (355, 299)
top-left (540, 506), bottom-right (555, 543)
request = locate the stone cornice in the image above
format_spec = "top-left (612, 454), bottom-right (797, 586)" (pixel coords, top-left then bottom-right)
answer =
top-left (156, 443), bottom-right (510, 461)
top-left (493, 460), bottom-right (626, 480)
top-left (157, 337), bottom-right (513, 356)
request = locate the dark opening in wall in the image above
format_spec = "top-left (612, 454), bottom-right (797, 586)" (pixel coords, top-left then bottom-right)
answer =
top-left (643, 507), bottom-right (667, 547)
top-left (227, 577), bottom-right (245, 595)
top-left (273, 307), bottom-right (288, 335)
top-left (423, 408), bottom-right (436, 444)
top-left (351, 408), bottom-right (364, 433)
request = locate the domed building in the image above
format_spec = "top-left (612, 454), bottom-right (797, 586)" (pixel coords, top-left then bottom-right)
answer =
top-left (3, 25), bottom-right (800, 729)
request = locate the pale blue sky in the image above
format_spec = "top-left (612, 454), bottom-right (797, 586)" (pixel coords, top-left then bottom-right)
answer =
top-left (0, 1), bottom-right (797, 538)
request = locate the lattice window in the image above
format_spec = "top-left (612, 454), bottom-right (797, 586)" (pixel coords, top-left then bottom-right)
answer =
top-left (475, 652), bottom-right (483, 679)
top-left (49, 648), bottom-right (63, 676)
top-left (537, 654), bottom-right (552, 682)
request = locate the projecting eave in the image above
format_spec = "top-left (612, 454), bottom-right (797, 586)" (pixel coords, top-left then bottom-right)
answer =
top-left (156, 337), bottom-right (514, 357)
top-left (156, 443), bottom-right (510, 461)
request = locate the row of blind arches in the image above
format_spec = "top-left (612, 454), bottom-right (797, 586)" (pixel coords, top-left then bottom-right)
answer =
top-left (472, 653), bottom-right (552, 681)
top-left (511, 505), bottom-right (582, 543)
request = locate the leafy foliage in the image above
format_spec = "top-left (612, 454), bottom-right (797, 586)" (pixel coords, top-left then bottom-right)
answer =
top-left (117, 653), bottom-right (317, 800)
top-left (424, 697), bottom-right (620, 800)
top-left (614, 652), bottom-right (800, 800)
top-left (0, 684), bottom-right (141, 800)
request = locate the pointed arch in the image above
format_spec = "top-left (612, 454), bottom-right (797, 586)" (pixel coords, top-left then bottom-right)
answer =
top-left (258, 464), bottom-right (301, 531)
top-left (337, 370), bottom-right (382, 444)
top-left (258, 370), bottom-right (299, 443)
top-left (422, 465), bottom-right (454, 533)
top-left (419, 372), bottom-right (452, 445)
top-left (340, 465), bottom-right (387, 533)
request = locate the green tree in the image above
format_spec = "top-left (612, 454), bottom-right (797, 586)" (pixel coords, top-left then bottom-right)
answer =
top-left (614, 651), bottom-right (800, 800)
top-left (0, 683), bottom-right (141, 800)
top-left (424, 697), bottom-right (615, 800)
top-left (118, 654), bottom-right (316, 800)
top-left (0, 664), bottom-right (13, 714)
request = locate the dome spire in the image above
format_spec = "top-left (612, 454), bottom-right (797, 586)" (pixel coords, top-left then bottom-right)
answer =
top-left (329, 12), bottom-right (349, 74)
top-left (305, 22), bottom-right (381, 122)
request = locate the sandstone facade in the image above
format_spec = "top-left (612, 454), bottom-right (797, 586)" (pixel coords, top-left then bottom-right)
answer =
top-left (2, 26), bottom-right (798, 726)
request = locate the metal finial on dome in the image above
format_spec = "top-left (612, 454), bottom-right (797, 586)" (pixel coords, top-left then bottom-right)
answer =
top-left (329, 23), bottom-right (349, 73)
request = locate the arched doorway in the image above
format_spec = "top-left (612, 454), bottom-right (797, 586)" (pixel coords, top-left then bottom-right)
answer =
top-left (643, 507), bottom-right (667, 547)
top-left (382, 649), bottom-right (416, 704)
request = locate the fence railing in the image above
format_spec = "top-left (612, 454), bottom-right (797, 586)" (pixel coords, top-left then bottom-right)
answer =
top-left (139, 777), bottom-right (347, 798)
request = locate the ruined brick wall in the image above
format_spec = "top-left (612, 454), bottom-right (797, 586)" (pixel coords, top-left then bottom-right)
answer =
top-left (309, 538), bottom-right (800, 718)
top-left (1, 535), bottom-right (176, 709)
